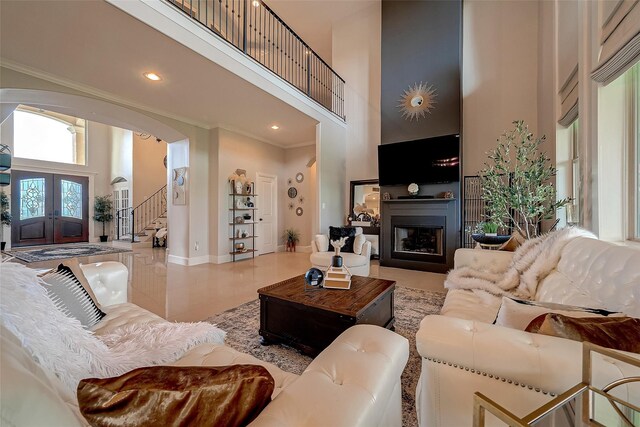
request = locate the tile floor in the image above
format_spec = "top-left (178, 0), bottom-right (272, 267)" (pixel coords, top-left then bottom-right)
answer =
top-left (9, 246), bottom-right (446, 322)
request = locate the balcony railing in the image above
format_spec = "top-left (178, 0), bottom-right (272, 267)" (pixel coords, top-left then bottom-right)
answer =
top-left (167, 0), bottom-right (346, 120)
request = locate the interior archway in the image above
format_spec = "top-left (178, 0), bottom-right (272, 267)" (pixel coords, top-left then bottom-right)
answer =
top-left (0, 88), bottom-right (188, 255)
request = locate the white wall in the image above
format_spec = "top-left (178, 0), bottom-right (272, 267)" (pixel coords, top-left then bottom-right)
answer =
top-left (214, 128), bottom-right (286, 261)
top-left (167, 139), bottom-right (190, 261)
top-left (332, 2), bottom-right (381, 195)
top-left (462, 0), bottom-right (542, 176)
top-left (132, 133), bottom-right (167, 208)
top-left (316, 121), bottom-right (346, 233)
top-left (283, 145), bottom-right (316, 248)
top-left (110, 126), bottom-right (133, 190)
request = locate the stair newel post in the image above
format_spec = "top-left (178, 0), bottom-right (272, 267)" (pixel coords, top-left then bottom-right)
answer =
top-left (130, 209), bottom-right (135, 243)
top-left (116, 209), bottom-right (120, 241)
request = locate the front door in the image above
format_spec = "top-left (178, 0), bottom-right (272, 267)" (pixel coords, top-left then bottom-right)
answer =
top-left (256, 172), bottom-right (277, 254)
top-left (11, 170), bottom-right (89, 247)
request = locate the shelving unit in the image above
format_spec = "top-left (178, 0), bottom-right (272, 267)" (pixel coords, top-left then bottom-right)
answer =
top-left (229, 180), bottom-right (257, 262)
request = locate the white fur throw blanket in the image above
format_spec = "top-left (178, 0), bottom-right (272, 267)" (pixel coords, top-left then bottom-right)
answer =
top-left (445, 227), bottom-right (596, 299)
top-left (0, 263), bottom-right (226, 399)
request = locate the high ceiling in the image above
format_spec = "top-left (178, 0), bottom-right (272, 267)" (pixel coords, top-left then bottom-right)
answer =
top-left (267, 0), bottom-right (377, 67)
top-left (0, 0), bottom-right (321, 147)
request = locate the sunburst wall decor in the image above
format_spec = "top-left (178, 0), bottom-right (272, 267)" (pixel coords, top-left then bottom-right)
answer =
top-left (397, 82), bottom-right (437, 121)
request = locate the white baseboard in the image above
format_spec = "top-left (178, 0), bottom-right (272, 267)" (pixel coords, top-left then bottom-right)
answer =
top-left (187, 255), bottom-right (210, 266)
top-left (168, 254), bottom-right (211, 266)
top-left (209, 254), bottom-right (231, 264)
top-left (167, 255), bottom-right (189, 265)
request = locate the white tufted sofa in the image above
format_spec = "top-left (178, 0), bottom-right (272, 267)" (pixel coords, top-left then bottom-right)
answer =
top-left (2, 262), bottom-right (409, 427)
top-left (415, 237), bottom-right (640, 426)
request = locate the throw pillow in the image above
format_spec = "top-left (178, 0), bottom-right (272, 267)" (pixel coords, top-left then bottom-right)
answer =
top-left (315, 234), bottom-right (329, 253)
top-left (525, 313), bottom-right (640, 353)
top-left (353, 234), bottom-right (367, 255)
top-left (499, 232), bottom-right (525, 252)
top-left (494, 297), bottom-right (621, 331)
top-left (59, 258), bottom-right (103, 309)
top-left (41, 263), bottom-right (106, 329)
top-left (78, 365), bottom-right (275, 427)
top-left (328, 226), bottom-right (357, 253)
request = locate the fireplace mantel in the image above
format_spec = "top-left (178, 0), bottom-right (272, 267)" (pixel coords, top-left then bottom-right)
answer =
top-left (380, 198), bottom-right (459, 273)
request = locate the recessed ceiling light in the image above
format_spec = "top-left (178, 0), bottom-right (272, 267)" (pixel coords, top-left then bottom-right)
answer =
top-left (143, 72), bottom-right (162, 81)
top-left (271, 125), bottom-right (279, 130)
top-left (252, 0), bottom-right (260, 7)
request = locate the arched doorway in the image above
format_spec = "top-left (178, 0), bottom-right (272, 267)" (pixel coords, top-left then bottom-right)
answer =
top-left (0, 88), bottom-right (188, 253)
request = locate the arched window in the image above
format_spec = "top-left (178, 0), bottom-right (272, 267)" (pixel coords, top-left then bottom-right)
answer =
top-left (13, 107), bottom-right (86, 165)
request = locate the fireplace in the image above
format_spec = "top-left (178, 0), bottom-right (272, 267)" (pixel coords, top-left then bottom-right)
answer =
top-left (391, 216), bottom-right (445, 264)
top-left (381, 199), bottom-right (458, 272)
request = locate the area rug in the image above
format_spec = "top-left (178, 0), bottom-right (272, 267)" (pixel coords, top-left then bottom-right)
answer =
top-left (206, 285), bottom-right (446, 427)
top-left (7, 244), bottom-right (132, 263)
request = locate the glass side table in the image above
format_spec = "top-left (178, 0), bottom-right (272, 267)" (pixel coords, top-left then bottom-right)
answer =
top-left (473, 343), bottom-right (640, 426)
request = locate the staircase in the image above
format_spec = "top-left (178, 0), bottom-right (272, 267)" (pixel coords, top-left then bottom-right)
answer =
top-left (115, 185), bottom-right (167, 244)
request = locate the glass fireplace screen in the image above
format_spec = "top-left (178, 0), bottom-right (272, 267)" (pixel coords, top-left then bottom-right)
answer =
top-left (394, 226), bottom-right (443, 256)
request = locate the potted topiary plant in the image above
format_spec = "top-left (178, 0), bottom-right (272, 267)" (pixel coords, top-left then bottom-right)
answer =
top-left (479, 221), bottom-right (498, 236)
top-left (284, 228), bottom-right (300, 252)
top-left (479, 120), bottom-right (570, 239)
top-left (93, 195), bottom-right (114, 243)
top-left (0, 191), bottom-right (11, 251)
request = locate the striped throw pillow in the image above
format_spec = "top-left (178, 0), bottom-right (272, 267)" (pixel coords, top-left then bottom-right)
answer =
top-left (41, 267), bottom-right (106, 328)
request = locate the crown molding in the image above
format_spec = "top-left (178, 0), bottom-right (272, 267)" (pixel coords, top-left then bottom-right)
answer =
top-left (213, 124), bottom-right (314, 150)
top-left (0, 59), bottom-right (212, 130)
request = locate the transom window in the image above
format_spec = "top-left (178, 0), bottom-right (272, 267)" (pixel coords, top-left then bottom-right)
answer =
top-left (13, 106), bottom-right (86, 165)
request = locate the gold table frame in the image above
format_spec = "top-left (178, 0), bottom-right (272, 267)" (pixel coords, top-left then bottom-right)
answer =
top-left (473, 342), bottom-right (640, 426)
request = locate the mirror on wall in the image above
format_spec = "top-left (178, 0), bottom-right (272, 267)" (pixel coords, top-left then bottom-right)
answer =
top-left (349, 179), bottom-right (380, 226)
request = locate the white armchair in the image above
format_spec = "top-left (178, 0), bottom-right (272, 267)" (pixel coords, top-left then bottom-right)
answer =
top-left (310, 233), bottom-right (371, 277)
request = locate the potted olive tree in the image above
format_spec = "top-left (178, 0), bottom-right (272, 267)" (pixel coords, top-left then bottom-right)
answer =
top-left (0, 191), bottom-right (11, 251)
top-left (93, 195), bottom-right (114, 242)
top-left (480, 120), bottom-right (570, 239)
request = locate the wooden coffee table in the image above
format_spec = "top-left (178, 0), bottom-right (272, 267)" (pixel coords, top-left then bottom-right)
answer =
top-left (258, 275), bottom-right (395, 356)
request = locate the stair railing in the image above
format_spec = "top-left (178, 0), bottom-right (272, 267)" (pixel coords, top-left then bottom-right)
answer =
top-left (130, 185), bottom-right (168, 243)
top-left (166, 0), bottom-right (345, 120)
top-left (115, 206), bottom-right (132, 240)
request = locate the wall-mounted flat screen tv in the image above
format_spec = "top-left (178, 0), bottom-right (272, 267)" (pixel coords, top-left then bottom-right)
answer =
top-left (378, 134), bottom-right (460, 186)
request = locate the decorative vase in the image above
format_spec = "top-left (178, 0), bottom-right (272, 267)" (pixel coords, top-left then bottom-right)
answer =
top-left (332, 255), bottom-right (343, 268)
top-left (1, 241), bottom-right (6, 251)
top-left (235, 181), bottom-right (243, 194)
top-left (99, 236), bottom-right (108, 242)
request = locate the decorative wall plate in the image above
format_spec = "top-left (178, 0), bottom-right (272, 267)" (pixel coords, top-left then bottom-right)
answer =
top-left (288, 187), bottom-right (298, 198)
top-left (295, 172), bottom-right (304, 183)
top-left (172, 167), bottom-right (187, 205)
top-left (296, 207), bottom-right (303, 216)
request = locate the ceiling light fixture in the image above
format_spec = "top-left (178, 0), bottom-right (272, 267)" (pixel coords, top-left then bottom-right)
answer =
top-left (143, 72), bottom-right (162, 81)
top-left (271, 125), bottom-right (280, 130)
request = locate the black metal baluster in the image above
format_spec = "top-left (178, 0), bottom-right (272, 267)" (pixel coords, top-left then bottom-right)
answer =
top-left (268, 12), bottom-right (272, 71)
